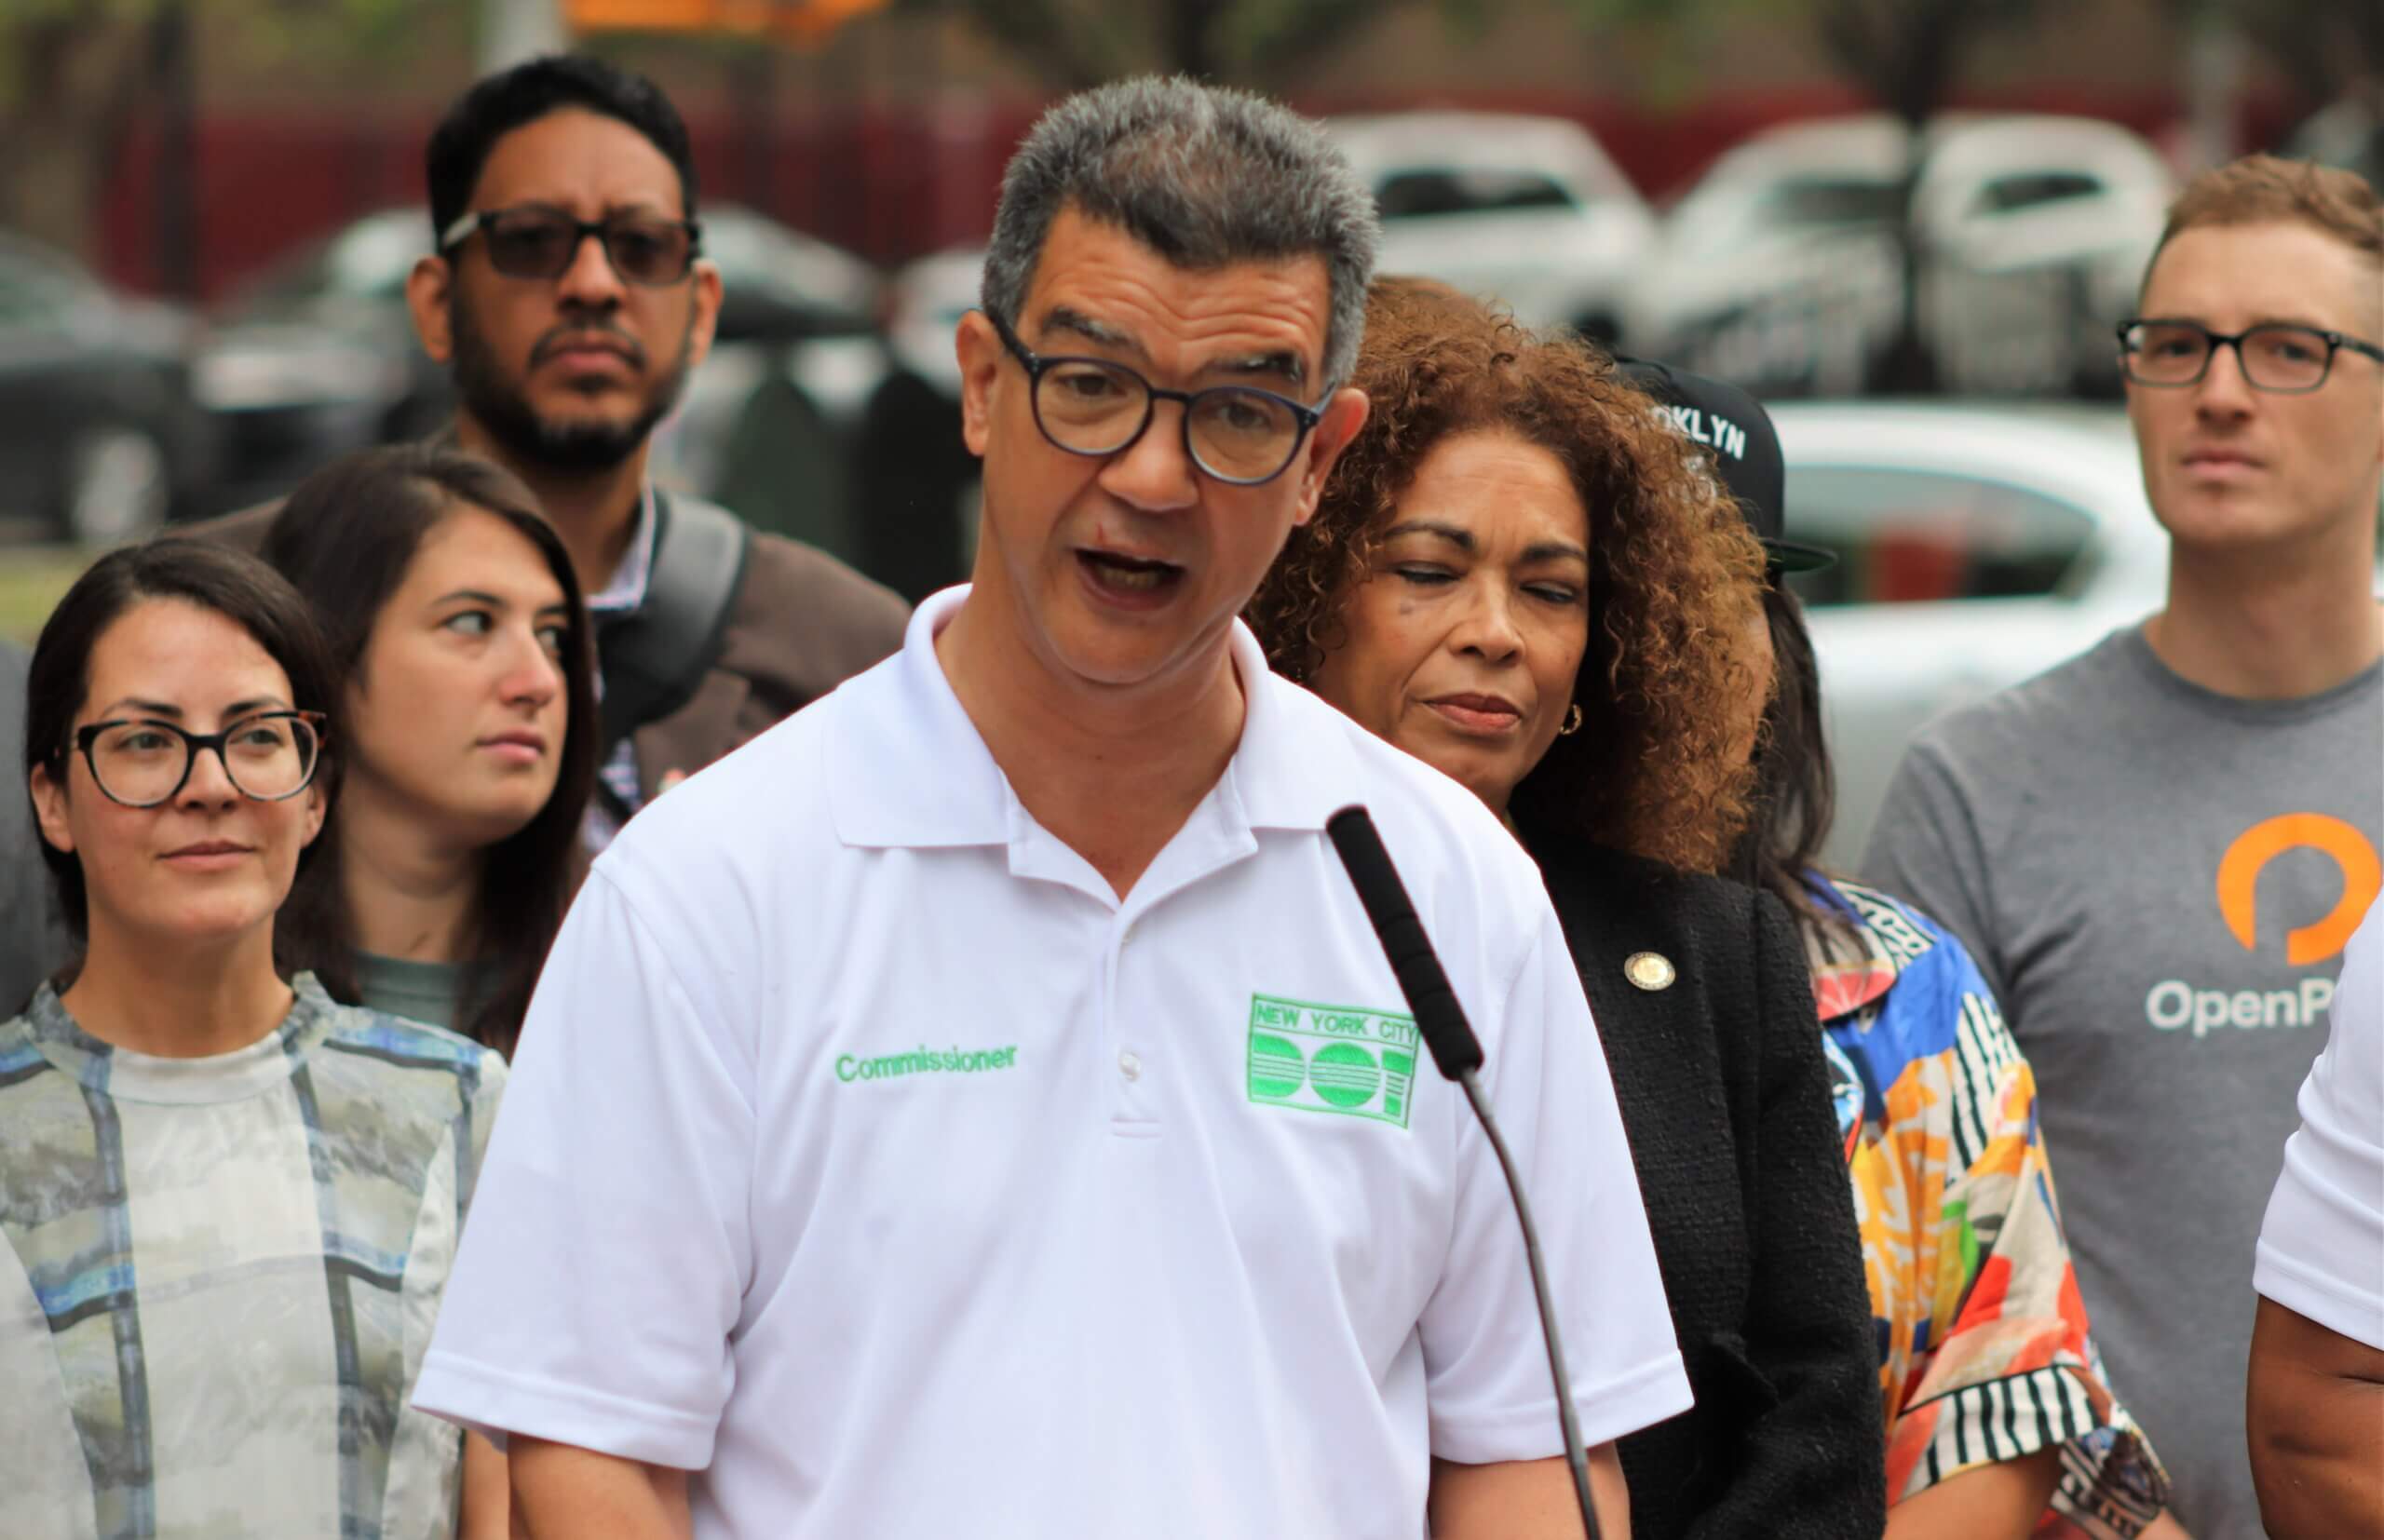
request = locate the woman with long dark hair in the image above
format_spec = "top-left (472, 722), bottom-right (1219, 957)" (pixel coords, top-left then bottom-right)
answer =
top-left (1249, 278), bottom-right (1887, 1537)
top-left (262, 445), bottom-right (599, 1053)
top-left (1703, 380), bottom-right (2180, 1540)
top-left (7, 540), bottom-right (507, 1536)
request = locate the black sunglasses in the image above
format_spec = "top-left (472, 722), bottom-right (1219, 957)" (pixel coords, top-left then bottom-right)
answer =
top-left (440, 205), bottom-right (702, 287)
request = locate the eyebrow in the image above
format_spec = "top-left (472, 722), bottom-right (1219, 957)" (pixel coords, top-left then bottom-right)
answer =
top-left (95, 696), bottom-right (289, 721)
top-left (1039, 305), bottom-right (1310, 390)
top-left (2141, 313), bottom-right (2337, 332)
top-left (1382, 520), bottom-right (1590, 565)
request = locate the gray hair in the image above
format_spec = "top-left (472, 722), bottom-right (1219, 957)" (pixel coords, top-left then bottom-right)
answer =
top-left (980, 76), bottom-right (1380, 392)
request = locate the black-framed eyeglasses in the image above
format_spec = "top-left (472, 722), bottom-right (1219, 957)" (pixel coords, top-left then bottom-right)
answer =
top-left (2117, 317), bottom-right (2384, 394)
top-left (986, 308), bottom-right (1323, 486)
top-left (439, 205), bottom-right (703, 287)
top-left (66, 711), bottom-right (327, 809)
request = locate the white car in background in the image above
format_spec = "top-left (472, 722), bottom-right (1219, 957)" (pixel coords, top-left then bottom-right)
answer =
top-left (1329, 112), bottom-right (1658, 342)
top-left (1626, 114), bottom-right (2174, 399)
top-left (1774, 401), bottom-right (2170, 867)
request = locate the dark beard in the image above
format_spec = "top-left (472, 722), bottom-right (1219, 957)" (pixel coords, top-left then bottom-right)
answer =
top-left (448, 291), bottom-right (693, 475)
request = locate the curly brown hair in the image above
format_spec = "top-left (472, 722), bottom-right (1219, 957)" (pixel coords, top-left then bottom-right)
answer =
top-left (1247, 277), bottom-right (1768, 872)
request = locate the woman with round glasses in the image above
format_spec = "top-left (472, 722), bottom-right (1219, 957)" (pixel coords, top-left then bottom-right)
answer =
top-left (263, 445), bottom-right (598, 1053)
top-left (1248, 279), bottom-right (1886, 1538)
top-left (7, 540), bottom-right (508, 1538)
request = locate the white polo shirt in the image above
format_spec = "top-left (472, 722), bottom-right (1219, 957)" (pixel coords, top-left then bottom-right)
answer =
top-left (2255, 902), bottom-right (2384, 1350)
top-left (413, 588), bottom-right (1687, 1538)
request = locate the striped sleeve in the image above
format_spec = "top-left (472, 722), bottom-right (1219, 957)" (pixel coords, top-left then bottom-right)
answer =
top-left (1882, 941), bottom-right (2170, 1533)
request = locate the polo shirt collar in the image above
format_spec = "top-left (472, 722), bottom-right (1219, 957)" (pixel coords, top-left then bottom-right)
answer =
top-left (830, 586), bottom-right (1361, 852)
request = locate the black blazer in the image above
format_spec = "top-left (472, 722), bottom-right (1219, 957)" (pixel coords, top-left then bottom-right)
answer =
top-left (1522, 831), bottom-right (1885, 1539)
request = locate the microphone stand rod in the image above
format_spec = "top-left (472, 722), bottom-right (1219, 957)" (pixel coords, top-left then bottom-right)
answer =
top-left (1459, 1065), bottom-right (1600, 1540)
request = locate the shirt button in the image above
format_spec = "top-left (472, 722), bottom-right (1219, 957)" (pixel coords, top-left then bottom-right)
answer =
top-left (1118, 1050), bottom-right (1142, 1082)
top-left (1122, 924), bottom-right (1139, 947)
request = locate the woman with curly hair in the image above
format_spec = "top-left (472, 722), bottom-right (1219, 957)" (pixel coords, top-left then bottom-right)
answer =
top-left (1248, 277), bottom-right (1886, 1537)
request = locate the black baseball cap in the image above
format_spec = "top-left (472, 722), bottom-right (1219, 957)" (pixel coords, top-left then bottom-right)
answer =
top-left (1614, 358), bottom-right (1835, 574)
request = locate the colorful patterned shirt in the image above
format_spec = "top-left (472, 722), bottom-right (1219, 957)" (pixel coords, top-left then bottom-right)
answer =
top-left (0, 974), bottom-right (505, 1539)
top-left (1806, 875), bottom-right (2169, 1536)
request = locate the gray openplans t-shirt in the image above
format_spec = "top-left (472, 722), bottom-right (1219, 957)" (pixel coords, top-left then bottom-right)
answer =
top-left (1863, 624), bottom-right (2383, 1539)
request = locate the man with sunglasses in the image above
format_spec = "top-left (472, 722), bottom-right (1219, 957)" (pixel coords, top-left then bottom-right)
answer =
top-left (202, 55), bottom-right (905, 839)
top-left (1867, 155), bottom-right (2384, 1538)
top-left (414, 76), bottom-right (1683, 1540)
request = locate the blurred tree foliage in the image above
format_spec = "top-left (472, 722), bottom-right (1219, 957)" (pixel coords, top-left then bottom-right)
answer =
top-left (2171, 0), bottom-right (2384, 105)
top-left (0, 0), bottom-right (457, 271)
top-left (885, 0), bottom-right (1494, 91)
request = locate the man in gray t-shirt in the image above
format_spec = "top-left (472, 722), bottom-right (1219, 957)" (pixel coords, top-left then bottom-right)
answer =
top-left (1866, 155), bottom-right (2384, 1539)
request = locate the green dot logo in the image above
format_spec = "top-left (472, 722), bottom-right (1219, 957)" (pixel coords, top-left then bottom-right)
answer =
top-left (1248, 1032), bottom-right (1304, 1101)
top-left (1244, 995), bottom-right (1418, 1130)
top-left (1307, 1041), bottom-right (1382, 1109)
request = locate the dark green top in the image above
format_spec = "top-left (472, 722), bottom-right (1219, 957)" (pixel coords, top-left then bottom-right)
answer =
top-left (352, 952), bottom-right (490, 1034)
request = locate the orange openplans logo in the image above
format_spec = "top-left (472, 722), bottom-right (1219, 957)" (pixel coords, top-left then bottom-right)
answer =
top-left (2215, 813), bottom-right (2381, 967)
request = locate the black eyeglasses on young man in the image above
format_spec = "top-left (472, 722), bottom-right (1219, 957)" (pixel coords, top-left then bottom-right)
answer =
top-left (2118, 317), bottom-right (2384, 394)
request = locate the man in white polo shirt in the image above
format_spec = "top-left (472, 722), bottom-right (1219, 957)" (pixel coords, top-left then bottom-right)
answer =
top-left (2248, 903), bottom-right (2384, 1536)
top-left (413, 76), bottom-right (1686, 1538)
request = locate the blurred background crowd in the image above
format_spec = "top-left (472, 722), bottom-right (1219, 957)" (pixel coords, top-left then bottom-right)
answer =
top-left (2, 0), bottom-right (2379, 858)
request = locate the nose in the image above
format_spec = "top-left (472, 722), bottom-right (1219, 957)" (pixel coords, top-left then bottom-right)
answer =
top-left (176, 741), bottom-right (241, 810)
top-left (1095, 399), bottom-right (1199, 516)
top-left (2194, 338), bottom-right (2256, 421)
top-left (1447, 583), bottom-right (1524, 665)
top-left (498, 629), bottom-right (564, 709)
top-left (555, 227), bottom-right (628, 311)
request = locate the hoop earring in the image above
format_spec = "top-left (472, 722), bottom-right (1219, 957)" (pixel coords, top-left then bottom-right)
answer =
top-left (1558, 704), bottom-right (1583, 736)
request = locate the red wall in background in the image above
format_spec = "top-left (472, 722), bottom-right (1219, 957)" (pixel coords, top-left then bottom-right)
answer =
top-left (95, 85), bottom-right (2305, 304)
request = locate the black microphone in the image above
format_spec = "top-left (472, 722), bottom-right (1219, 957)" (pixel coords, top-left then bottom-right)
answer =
top-left (1325, 804), bottom-right (1602, 1540)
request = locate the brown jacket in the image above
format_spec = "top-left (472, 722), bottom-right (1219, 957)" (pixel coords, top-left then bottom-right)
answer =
top-left (191, 494), bottom-right (910, 803)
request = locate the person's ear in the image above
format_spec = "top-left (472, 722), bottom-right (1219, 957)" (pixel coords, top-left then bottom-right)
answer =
top-left (29, 762), bottom-right (74, 858)
top-left (956, 310), bottom-right (1006, 461)
top-left (1289, 386), bottom-right (1370, 529)
top-left (685, 257), bottom-right (724, 373)
top-left (298, 778), bottom-right (328, 850)
top-left (406, 254), bottom-right (455, 366)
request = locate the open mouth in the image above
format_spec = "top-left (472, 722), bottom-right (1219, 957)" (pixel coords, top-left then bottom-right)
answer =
top-left (1077, 549), bottom-right (1185, 599)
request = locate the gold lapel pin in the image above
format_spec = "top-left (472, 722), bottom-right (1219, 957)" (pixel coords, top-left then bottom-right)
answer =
top-left (1624, 952), bottom-right (1676, 992)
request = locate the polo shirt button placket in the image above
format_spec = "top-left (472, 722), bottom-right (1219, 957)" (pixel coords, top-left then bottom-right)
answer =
top-left (1108, 913), bottom-right (1157, 1130)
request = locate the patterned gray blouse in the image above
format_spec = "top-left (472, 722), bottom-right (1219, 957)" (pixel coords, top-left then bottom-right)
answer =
top-left (0, 974), bottom-right (507, 1539)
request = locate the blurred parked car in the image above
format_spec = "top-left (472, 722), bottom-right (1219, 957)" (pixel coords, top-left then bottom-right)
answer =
top-left (0, 233), bottom-right (213, 544)
top-left (1330, 112), bottom-right (1657, 342)
top-left (190, 205), bottom-right (887, 518)
top-left (1625, 115), bottom-right (2174, 399)
top-left (1775, 401), bottom-right (2170, 866)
